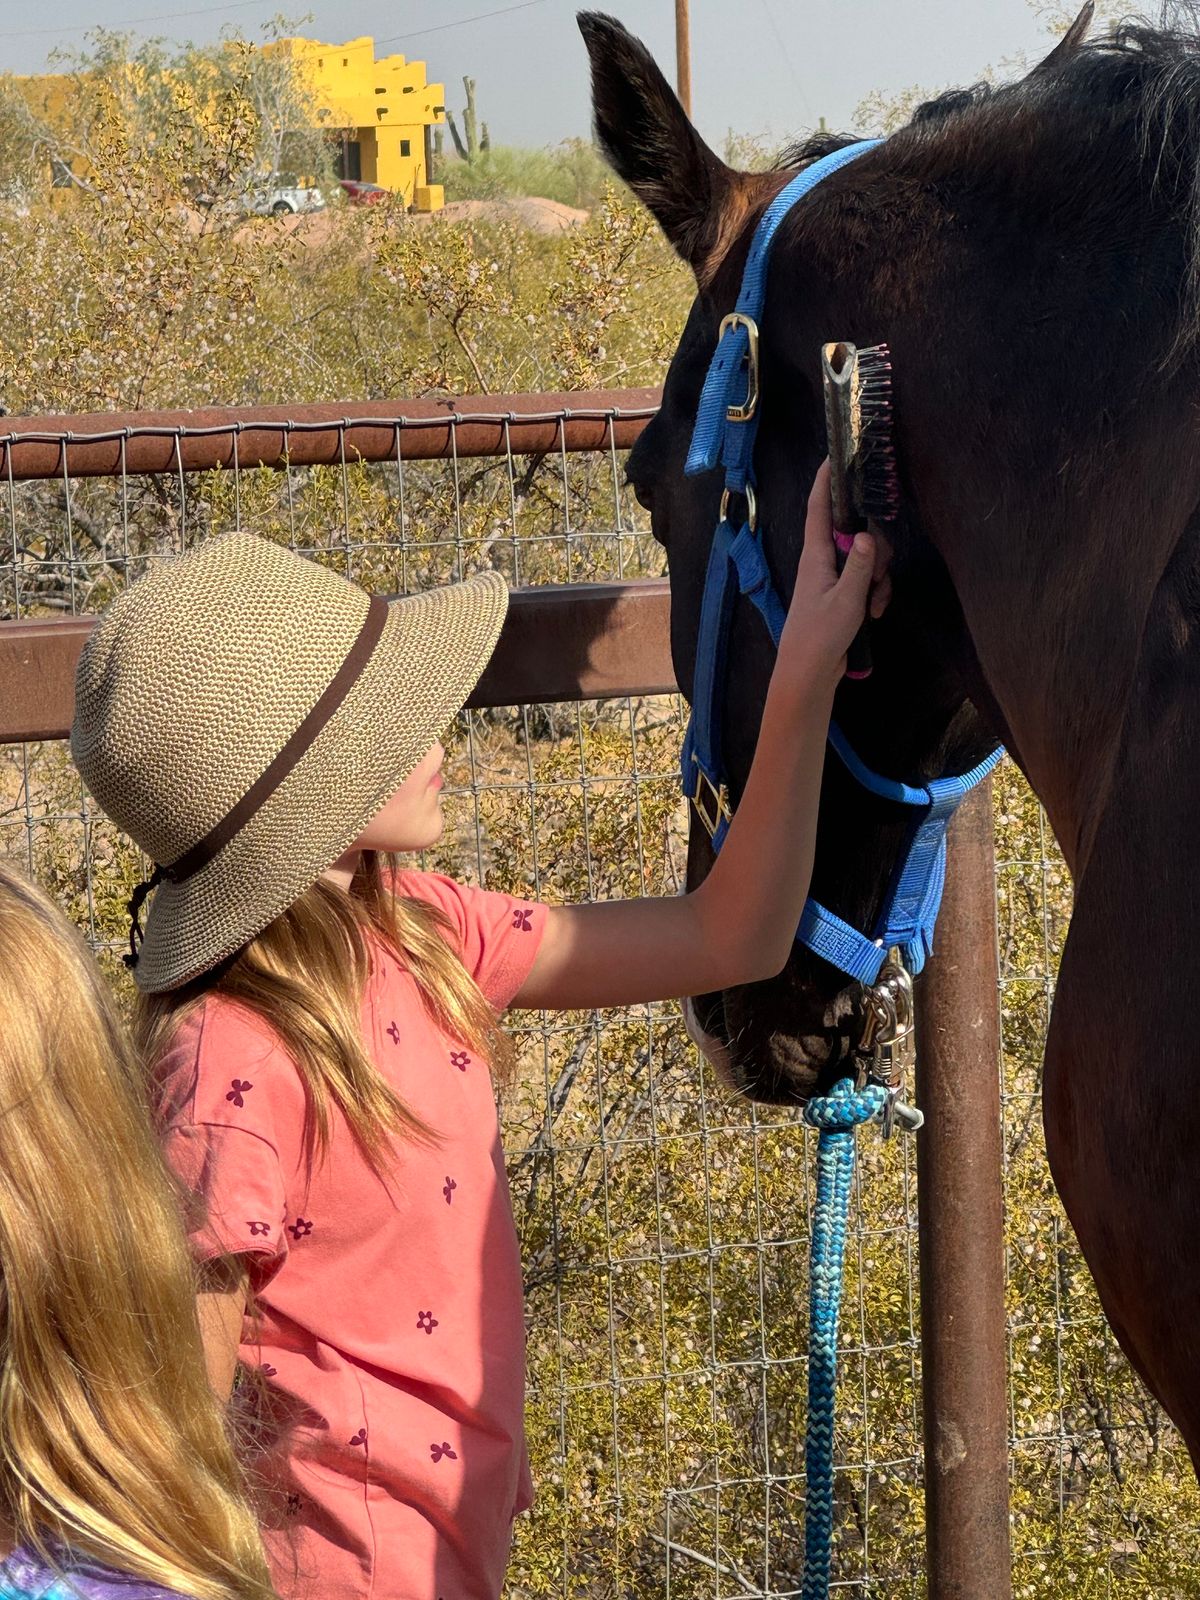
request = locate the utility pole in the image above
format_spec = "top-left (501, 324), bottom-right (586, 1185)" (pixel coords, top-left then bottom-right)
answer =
top-left (675, 0), bottom-right (692, 118)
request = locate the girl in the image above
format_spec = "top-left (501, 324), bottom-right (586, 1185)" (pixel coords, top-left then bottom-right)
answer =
top-left (69, 465), bottom-right (884, 1600)
top-left (0, 863), bottom-right (276, 1600)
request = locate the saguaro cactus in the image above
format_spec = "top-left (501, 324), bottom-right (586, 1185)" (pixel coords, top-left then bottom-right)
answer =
top-left (446, 77), bottom-right (484, 163)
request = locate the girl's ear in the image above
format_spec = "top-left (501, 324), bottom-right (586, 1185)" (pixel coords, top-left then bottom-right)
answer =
top-left (578, 11), bottom-right (754, 284)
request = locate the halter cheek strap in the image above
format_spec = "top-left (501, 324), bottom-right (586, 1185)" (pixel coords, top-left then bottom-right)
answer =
top-left (680, 140), bottom-right (1004, 986)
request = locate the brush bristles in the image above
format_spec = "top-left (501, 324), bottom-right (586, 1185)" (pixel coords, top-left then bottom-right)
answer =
top-left (850, 342), bottom-right (900, 524)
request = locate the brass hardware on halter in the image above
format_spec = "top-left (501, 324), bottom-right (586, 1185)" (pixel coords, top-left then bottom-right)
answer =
top-left (855, 953), bottom-right (922, 1137)
top-left (718, 312), bottom-right (761, 422)
top-left (719, 482), bottom-right (758, 532)
top-left (690, 757), bottom-right (732, 839)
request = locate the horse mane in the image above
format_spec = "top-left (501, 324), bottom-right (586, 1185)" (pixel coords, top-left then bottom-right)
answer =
top-left (776, 11), bottom-right (1200, 352)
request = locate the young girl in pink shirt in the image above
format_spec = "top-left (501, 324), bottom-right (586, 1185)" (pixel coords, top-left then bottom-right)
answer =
top-left (70, 465), bottom-right (884, 1600)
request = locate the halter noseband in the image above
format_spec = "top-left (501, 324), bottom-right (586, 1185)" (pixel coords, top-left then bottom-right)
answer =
top-left (681, 140), bottom-right (1004, 991)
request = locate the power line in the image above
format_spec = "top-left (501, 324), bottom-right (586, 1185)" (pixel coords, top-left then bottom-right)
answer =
top-left (377, 0), bottom-right (552, 48)
top-left (756, 0), bottom-right (814, 126)
top-left (0, 0), bottom-right (268, 41)
top-left (1, 0), bottom-right (554, 49)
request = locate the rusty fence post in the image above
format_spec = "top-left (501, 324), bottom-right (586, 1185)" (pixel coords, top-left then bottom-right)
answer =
top-left (917, 779), bottom-right (1012, 1599)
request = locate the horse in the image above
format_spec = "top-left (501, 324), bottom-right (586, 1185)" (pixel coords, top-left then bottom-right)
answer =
top-left (579, 4), bottom-right (1200, 1467)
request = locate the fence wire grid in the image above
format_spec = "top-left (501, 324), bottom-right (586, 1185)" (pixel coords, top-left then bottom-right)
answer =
top-left (0, 404), bottom-right (1195, 1598)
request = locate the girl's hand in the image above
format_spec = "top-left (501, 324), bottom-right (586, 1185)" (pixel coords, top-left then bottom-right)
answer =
top-left (512, 461), bottom-right (895, 1013)
top-left (778, 459), bottom-right (892, 691)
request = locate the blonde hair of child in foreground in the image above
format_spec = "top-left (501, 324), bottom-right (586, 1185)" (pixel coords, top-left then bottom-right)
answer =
top-left (0, 863), bottom-right (277, 1600)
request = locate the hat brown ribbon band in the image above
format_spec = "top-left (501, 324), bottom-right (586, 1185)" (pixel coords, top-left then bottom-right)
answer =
top-left (163, 592), bottom-right (390, 887)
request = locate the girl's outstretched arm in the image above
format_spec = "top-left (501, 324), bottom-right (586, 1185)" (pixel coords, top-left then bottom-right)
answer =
top-left (514, 462), bottom-right (889, 1012)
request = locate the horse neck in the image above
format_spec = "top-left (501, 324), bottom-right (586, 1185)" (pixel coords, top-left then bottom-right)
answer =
top-left (932, 459), bottom-right (1200, 876)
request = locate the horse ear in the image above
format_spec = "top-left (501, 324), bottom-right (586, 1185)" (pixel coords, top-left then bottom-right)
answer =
top-left (1030, 1), bottom-right (1094, 76)
top-left (578, 11), bottom-right (741, 281)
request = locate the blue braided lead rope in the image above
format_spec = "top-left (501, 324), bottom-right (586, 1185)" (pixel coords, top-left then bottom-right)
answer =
top-left (800, 1078), bottom-right (888, 1600)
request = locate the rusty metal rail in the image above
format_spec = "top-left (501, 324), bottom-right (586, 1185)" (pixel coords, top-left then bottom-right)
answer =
top-left (0, 580), bottom-right (675, 743)
top-left (0, 388), bottom-right (661, 480)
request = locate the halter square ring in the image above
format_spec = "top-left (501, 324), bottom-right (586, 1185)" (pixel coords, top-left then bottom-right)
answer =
top-left (690, 756), bottom-right (732, 839)
top-left (718, 312), bottom-right (760, 422)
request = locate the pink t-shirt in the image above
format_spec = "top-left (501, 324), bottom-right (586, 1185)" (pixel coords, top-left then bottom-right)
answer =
top-left (153, 872), bottom-right (547, 1600)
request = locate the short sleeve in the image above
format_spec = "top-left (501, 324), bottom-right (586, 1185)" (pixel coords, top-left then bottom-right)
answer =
top-left (393, 870), bottom-right (548, 1011)
top-left (162, 1122), bottom-right (289, 1279)
top-left (152, 998), bottom-right (299, 1279)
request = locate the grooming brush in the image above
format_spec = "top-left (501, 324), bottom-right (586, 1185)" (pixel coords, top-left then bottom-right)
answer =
top-left (820, 341), bottom-right (898, 679)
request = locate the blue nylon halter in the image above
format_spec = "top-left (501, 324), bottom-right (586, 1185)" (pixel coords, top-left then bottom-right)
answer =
top-left (681, 140), bottom-right (1003, 987)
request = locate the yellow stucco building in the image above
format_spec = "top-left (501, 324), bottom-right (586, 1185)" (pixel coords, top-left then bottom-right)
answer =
top-left (15, 34), bottom-right (446, 213)
top-left (271, 36), bottom-right (446, 212)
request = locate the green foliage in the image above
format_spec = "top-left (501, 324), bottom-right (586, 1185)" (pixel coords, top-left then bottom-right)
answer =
top-left (439, 140), bottom-right (616, 209)
top-left (721, 129), bottom-right (789, 171)
top-left (0, 23), bottom-right (335, 209)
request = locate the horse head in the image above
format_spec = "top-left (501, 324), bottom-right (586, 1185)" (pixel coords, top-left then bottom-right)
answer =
top-left (579, 4), bottom-right (1200, 1103)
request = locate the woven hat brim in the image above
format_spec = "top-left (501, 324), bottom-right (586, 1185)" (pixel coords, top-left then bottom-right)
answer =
top-left (131, 570), bottom-right (508, 993)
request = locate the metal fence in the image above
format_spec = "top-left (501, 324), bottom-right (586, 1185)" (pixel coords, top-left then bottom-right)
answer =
top-left (0, 390), bottom-right (1193, 1599)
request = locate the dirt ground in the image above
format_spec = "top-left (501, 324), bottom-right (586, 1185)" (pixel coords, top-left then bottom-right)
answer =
top-left (425, 197), bottom-right (588, 233)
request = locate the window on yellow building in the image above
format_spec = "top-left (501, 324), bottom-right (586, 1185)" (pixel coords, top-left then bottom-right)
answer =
top-left (400, 140), bottom-right (411, 157)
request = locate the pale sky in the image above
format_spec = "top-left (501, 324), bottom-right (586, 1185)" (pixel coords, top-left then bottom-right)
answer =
top-left (0, 0), bottom-right (1057, 150)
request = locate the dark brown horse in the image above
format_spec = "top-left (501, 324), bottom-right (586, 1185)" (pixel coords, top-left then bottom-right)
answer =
top-left (580, 5), bottom-right (1200, 1465)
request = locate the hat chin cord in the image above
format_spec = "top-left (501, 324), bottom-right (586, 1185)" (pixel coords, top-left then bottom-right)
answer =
top-left (124, 865), bottom-right (166, 969)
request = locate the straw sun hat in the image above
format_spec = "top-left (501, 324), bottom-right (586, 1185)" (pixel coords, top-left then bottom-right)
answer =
top-left (71, 533), bottom-right (509, 993)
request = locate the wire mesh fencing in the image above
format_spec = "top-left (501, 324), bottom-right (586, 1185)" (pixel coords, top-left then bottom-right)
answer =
top-left (2, 396), bottom-right (1194, 1597)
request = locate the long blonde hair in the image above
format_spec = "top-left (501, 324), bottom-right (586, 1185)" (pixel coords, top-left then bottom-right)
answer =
top-left (0, 863), bottom-right (276, 1600)
top-left (136, 852), bottom-right (514, 1169)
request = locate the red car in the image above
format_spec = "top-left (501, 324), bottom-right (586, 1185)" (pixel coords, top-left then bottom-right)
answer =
top-left (338, 179), bottom-right (388, 206)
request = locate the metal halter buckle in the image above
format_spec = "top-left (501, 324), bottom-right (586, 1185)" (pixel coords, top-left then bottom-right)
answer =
top-left (690, 758), bottom-right (732, 839)
top-left (855, 953), bottom-right (923, 1138)
top-left (718, 312), bottom-right (760, 423)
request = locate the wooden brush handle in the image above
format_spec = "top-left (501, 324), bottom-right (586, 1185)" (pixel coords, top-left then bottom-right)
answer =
top-left (821, 342), bottom-right (873, 679)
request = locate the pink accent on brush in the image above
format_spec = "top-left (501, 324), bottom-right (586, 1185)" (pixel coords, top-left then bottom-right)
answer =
top-left (833, 529), bottom-right (856, 556)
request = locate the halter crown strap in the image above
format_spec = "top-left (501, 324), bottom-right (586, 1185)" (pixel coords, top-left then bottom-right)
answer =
top-left (686, 140), bottom-right (883, 490)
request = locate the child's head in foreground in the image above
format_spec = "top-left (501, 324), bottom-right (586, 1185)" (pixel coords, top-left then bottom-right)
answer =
top-left (0, 862), bottom-right (276, 1598)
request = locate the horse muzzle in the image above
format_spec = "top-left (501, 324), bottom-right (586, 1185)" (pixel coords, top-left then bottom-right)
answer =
top-left (681, 973), bottom-right (866, 1102)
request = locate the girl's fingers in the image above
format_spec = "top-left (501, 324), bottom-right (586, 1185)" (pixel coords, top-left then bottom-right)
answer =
top-left (799, 460), bottom-right (837, 581)
top-left (807, 458), bottom-right (833, 527)
top-left (797, 462), bottom-right (894, 627)
top-left (835, 533), bottom-right (876, 614)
